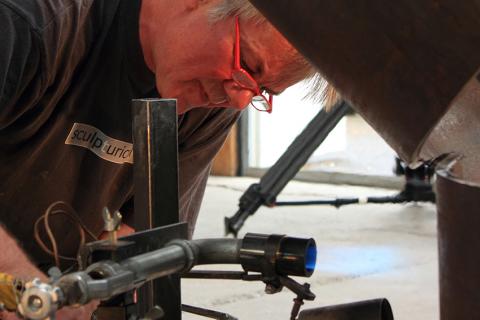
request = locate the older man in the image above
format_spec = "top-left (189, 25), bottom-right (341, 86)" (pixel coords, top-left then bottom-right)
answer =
top-left (0, 0), bottom-right (315, 318)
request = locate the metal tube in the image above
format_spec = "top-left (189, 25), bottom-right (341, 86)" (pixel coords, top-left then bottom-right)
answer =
top-left (298, 299), bottom-right (393, 320)
top-left (19, 234), bottom-right (316, 318)
top-left (120, 245), bottom-right (188, 282)
top-left (192, 239), bottom-right (241, 265)
top-left (239, 233), bottom-right (316, 277)
top-left (55, 239), bottom-right (242, 308)
top-left (436, 159), bottom-right (480, 319)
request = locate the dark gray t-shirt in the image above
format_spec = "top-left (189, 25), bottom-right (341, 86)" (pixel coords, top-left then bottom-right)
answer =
top-left (0, 0), bottom-right (240, 270)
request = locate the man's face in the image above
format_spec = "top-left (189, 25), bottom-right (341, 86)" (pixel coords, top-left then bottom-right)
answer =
top-left (140, 1), bottom-right (303, 114)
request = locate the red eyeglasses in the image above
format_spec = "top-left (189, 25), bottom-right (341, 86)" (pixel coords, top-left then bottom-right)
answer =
top-left (231, 16), bottom-right (273, 113)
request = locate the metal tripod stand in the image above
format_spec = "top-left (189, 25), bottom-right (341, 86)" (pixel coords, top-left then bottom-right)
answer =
top-left (225, 101), bottom-right (435, 237)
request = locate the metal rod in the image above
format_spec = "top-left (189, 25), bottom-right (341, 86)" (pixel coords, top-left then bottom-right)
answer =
top-left (182, 304), bottom-right (238, 320)
top-left (181, 270), bottom-right (263, 281)
top-left (19, 234), bottom-right (317, 318)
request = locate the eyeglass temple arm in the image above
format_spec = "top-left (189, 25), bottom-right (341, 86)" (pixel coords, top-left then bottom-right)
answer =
top-left (234, 17), bottom-right (241, 69)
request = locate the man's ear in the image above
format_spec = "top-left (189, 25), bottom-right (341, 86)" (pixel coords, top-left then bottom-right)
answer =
top-left (183, 0), bottom-right (212, 11)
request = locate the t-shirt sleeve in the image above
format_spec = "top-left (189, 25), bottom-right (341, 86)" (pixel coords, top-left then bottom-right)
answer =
top-left (177, 108), bottom-right (241, 237)
top-left (0, 3), bottom-right (43, 129)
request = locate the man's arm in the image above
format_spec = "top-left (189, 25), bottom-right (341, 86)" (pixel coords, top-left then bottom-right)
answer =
top-left (0, 224), bottom-right (46, 279)
top-left (0, 225), bottom-right (100, 320)
top-left (0, 225), bottom-right (46, 319)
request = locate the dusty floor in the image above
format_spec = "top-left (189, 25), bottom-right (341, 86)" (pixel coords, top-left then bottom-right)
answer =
top-left (182, 176), bottom-right (438, 320)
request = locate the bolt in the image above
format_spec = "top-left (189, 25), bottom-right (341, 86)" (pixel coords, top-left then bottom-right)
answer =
top-left (28, 296), bottom-right (43, 311)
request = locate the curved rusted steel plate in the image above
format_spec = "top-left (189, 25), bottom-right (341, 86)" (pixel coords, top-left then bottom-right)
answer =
top-left (249, 1), bottom-right (480, 163)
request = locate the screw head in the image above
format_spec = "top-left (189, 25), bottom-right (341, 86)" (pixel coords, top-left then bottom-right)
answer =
top-left (28, 295), bottom-right (43, 311)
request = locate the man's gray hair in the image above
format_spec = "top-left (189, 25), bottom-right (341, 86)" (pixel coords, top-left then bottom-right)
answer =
top-left (210, 0), bottom-right (340, 110)
top-left (209, 0), bottom-right (265, 23)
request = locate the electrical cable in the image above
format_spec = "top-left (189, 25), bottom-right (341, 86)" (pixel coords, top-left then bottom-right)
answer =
top-left (33, 201), bottom-right (98, 269)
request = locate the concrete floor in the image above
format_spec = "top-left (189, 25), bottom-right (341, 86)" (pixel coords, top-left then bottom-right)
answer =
top-left (182, 177), bottom-right (438, 320)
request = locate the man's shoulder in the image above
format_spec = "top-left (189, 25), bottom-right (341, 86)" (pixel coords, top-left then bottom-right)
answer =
top-left (0, 0), bottom-right (108, 32)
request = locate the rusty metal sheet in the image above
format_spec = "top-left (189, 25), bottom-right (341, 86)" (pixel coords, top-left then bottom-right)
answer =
top-left (420, 72), bottom-right (480, 176)
top-left (436, 159), bottom-right (480, 320)
top-left (248, 1), bottom-right (480, 163)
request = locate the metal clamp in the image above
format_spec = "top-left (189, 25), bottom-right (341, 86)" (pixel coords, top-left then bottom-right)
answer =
top-left (102, 208), bottom-right (122, 245)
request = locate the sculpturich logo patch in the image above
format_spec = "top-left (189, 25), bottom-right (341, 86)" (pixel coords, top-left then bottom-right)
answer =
top-left (65, 123), bottom-right (133, 164)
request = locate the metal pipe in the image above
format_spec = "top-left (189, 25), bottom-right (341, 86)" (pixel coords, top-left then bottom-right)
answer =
top-left (298, 299), bottom-right (393, 320)
top-left (66, 239), bottom-right (241, 305)
top-left (436, 159), bottom-right (480, 319)
top-left (192, 239), bottom-right (242, 265)
top-left (19, 234), bottom-right (316, 319)
top-left (120, 245), bottom-right (189, 282)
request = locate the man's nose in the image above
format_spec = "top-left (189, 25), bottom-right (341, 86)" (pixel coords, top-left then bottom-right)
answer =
top-left (223, 80), bottom-right (254, 109)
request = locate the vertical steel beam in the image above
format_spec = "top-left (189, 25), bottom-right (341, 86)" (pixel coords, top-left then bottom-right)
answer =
top-left (132, 99), bottom-right (181, 319)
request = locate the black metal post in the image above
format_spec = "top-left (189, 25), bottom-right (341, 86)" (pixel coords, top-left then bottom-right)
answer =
top-left (132, 99), bottom-right (182, 319)
top-left (237, 112), bottom-right (249, 176)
